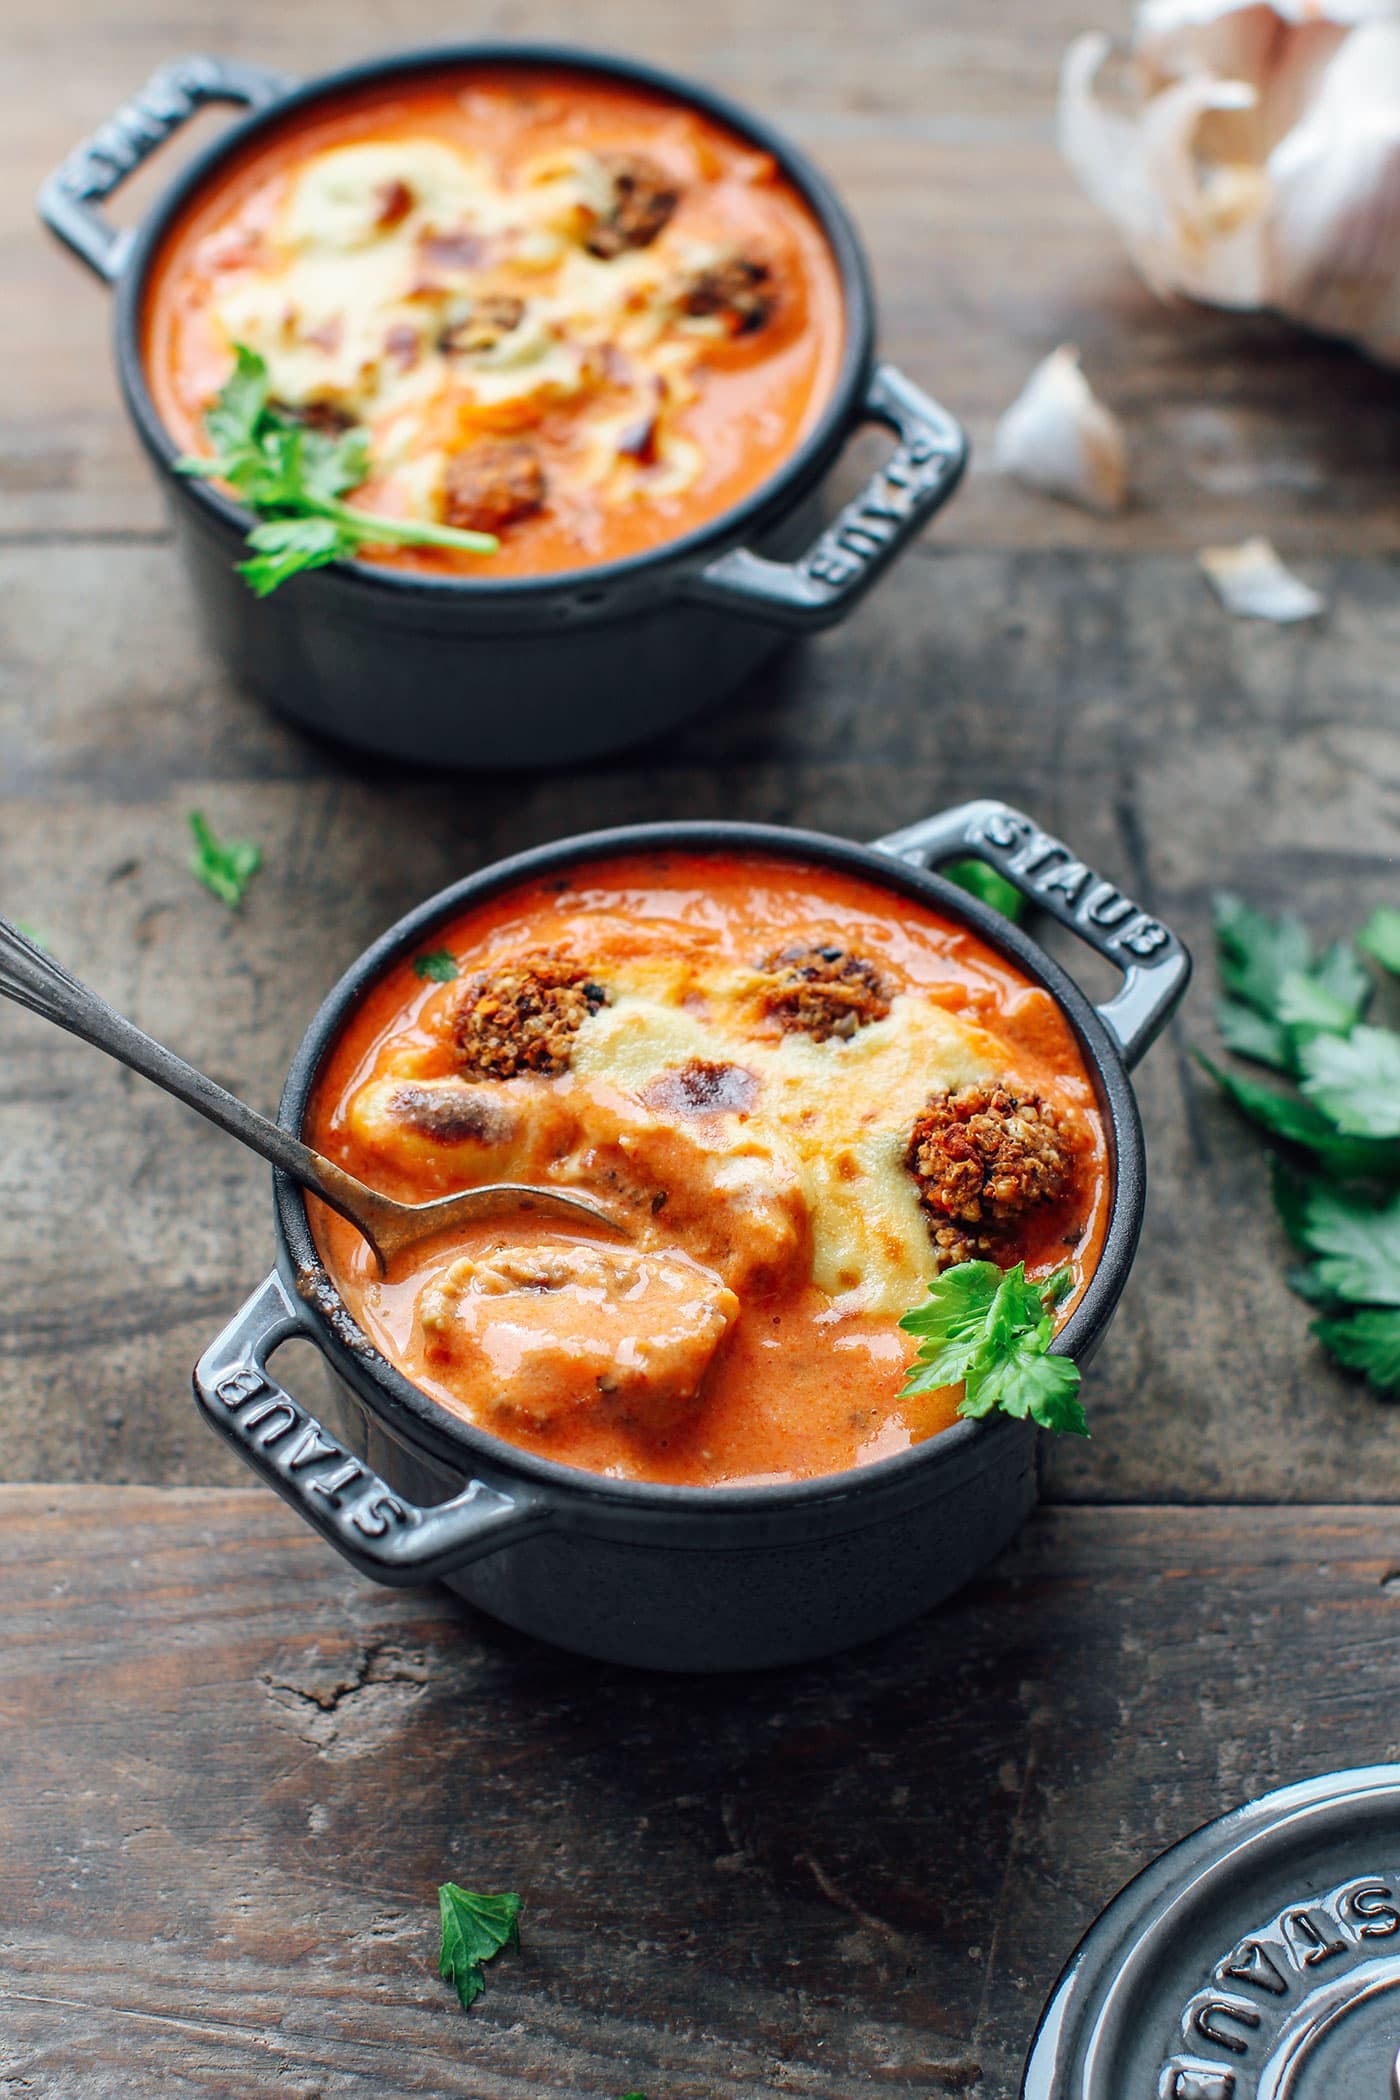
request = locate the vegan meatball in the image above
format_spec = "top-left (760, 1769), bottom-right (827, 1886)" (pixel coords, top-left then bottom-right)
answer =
top-left (443, 440), bottom-right (546, 535)
top-left (757, 942), bottom-right (892, 1042)
top-left (451, 954), bottom-right (608, 1079)
top-left (680, 254), bottom-right (775, 334)
top-left (906, 1082), bottom-right (1074, 1267)
top-left (585, 152), bottom-right (680, 258)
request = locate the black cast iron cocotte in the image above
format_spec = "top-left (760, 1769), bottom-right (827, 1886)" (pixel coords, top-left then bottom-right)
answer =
top-left (38, 44), bottom-right (969, 770)
top-left (189, 800), bottom-right (1190, 1673)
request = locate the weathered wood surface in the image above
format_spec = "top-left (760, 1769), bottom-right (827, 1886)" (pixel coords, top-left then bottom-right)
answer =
top-left (4, 1489), bottom-right (1400, 2099)
top-left (7, 0), bottom-right (1399, 552)
top-left (3, 540), bottom-right (1398, 1497)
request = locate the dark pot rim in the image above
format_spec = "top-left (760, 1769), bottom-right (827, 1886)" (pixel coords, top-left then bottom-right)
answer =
top-left (273, 818), bottom-right (1147, 1517)
top-left (112, 39), bottom-right (876, 605)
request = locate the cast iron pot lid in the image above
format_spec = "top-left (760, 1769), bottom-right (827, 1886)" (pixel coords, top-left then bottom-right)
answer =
top-left (1022, 1765), bottom-right (1400, 2099)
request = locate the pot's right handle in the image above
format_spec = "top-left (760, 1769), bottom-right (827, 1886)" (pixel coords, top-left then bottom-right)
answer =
top-left (38, 55), bottom-right (296, 284)
top-left (873, 799), bottom-right (1191, 1069)
top-left (193, 1271), bottom-right (551, 1588)
top-left (681, 364), bottom-right (967, 630)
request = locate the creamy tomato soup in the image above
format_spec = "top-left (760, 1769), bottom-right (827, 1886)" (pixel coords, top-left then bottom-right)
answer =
top-left (304, 853), bottom-right (1109, 1488)
top-left (143, 67), bottom-right (846, 578)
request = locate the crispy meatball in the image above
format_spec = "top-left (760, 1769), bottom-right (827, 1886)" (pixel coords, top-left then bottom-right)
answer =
top-left (681, 255), bottom-right (775, 334)
top-left (443, 441), bottom-right (546, 534)
top-left (451, 955), bottom-right (608, 1079)
top-left (585, 152), bottom-right (680, 258)
top-left (906, 1083), bottom-right (1074, 1267)
top-left (757, 942), bottom-right (892, 1042)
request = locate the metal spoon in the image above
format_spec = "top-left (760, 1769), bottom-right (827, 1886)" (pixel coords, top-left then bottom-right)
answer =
top-left (0, 913), bottom-right (625, 1271)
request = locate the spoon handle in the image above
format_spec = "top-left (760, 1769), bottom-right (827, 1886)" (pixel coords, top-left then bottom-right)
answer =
top-left (0, 912), bottom-right (345, 1205)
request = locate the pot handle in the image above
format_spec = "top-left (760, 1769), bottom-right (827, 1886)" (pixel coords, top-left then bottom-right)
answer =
top-left (680, 363), bottom-right (967, 629)
top-left (193, 1271), bottom-right (551, 1587)
top-left (37, 55), bottom-right (296, 284)
top-left (872, 799), bottom-right (1191, 1069)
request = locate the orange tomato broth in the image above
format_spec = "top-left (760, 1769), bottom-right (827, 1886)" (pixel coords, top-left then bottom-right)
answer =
top-left (141, 66), bottom-right (847, 578)
top-left (304, 852), bottom-right (1111, 1488)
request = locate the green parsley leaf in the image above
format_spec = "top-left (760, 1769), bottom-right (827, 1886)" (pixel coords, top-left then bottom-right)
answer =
top-left (178, 346), bottom-right (500, 595)
top-left (14, 921), bottom-right (48, 952)
top-left (899, 1259), bottom-right (1086, 1435)
top-left (897, 1259), bottom-right (1003, 1391)
top-left (187, 810), bottom-right (262, 911)
top-left (1196, 1054), bottom-right (1400, 1176)
top-left (1213, 891), bottom-right (1312, 1020)
top-left (1299, 1185), bottom-right (1400, 1307)
top-left (1215, 997), bottom-right (1292, 1071)
top-left (437, 1884), bottom-right (521, 2013)
top-left (1269, 1156), bottom-right (1313, 1250)
top-left (1358, 908), bottom-right (1400, 975)
top-left (1312, 1308), bottom-right (1400, 1394)
top-left (1276, 960), bottom-right (1368, 1042)
top-left (413, 949), bottom-right (460, 983)
top-left (1299, 1025), bottom-right (1400, 1138)
top-left (943, 858), bottom-right (1027, 924)
top-left (240, 515), bottom-right (349, 596)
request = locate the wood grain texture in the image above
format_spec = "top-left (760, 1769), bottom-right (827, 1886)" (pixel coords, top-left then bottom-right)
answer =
top-left (3, 538), bottom-right (1398, 1495)
top-left (8, 0), bottom-right (1399, 549)
top-left (3, 1490), bottom-right (1400, 2098)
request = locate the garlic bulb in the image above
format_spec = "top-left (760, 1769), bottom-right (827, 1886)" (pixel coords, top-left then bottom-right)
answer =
top-left (1059, 0), bottom-right (1400, 366)
top-left (993, 345), bottom-right (1130, 513)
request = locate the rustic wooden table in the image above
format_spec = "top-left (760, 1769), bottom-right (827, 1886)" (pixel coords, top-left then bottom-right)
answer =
top-left (2, 1), bottom-right (1398, 2094)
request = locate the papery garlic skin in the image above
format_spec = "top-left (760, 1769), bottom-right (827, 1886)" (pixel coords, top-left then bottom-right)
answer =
top-left (1059, 0), bottom-right (1400, 367)
top-left (993, 345), bottom-right (1130, 514)
top-left (1198, 535), bottom-right (1327, 620)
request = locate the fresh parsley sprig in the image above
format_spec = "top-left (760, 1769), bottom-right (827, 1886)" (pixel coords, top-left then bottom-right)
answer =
top-left (899, 1259), bottom-right (1087, 1437)
top-left (1202, 891), bottom-right (1400, 1397)
top-left (177, 346), bottom-right (499, 596)
top-left (437, 1883), bottom-right (521, 2012)
top-left (188, 810), bottom-right (261, 910)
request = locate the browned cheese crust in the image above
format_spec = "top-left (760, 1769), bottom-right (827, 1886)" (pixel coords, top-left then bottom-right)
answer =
top-left (451, 954), bottom-right (609, 1079)
top-left (906, 1082), bottom-right (1074, 1268)
top-left (443, 440), bottom-right (547, 533)
top-left (439, 293), bottom-right (527, 359)
top-left (585, 153), bottom-right (681, 258)
top-left (756, 942), bottom-right (892, 1042)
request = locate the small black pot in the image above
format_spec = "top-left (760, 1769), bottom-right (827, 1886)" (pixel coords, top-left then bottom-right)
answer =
top-left (39, 47), bottom-right (968, 769)
top-left (190, 799), bottom-right (1189, 1672)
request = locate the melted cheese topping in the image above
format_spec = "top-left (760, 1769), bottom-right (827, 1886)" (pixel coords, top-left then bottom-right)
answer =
top-left (305, 851), bottom-right (1111, 1488)
top-left (566, 961), bottom-right (995, 1314)
top-left (142, 68), bottom-right (847, 577)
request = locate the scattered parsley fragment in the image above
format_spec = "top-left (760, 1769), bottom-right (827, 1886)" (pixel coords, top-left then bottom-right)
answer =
top-left (414, 948), bottom-right (459, 983)
top-left (187, 810), bottom-right (262, 911)
top-left (899, 1259), bottom-right (1086, 1436)
top-left (437, 1884), bottom-right (521, 2013)
top-left (943, 857), bottom-right (1027, 924)
top-left (178, 346), bottom-right (499, 596)
top-left (1204, 892), bottom-right (1400, 1397)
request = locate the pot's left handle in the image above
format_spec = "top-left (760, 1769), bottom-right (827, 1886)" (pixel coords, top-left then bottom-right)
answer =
top-left (193, 1271), bottom-right (551, 1587)
top-left (681, 363), bottom-right (967, 630)
top-left (38, 55), bottom-right (297, 284)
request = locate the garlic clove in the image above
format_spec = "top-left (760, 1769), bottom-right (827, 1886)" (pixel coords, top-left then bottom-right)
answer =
top-left (1197, 535), bottom-right (1327, 620)
top-left (993, 345), bottom-right (1129, 514)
